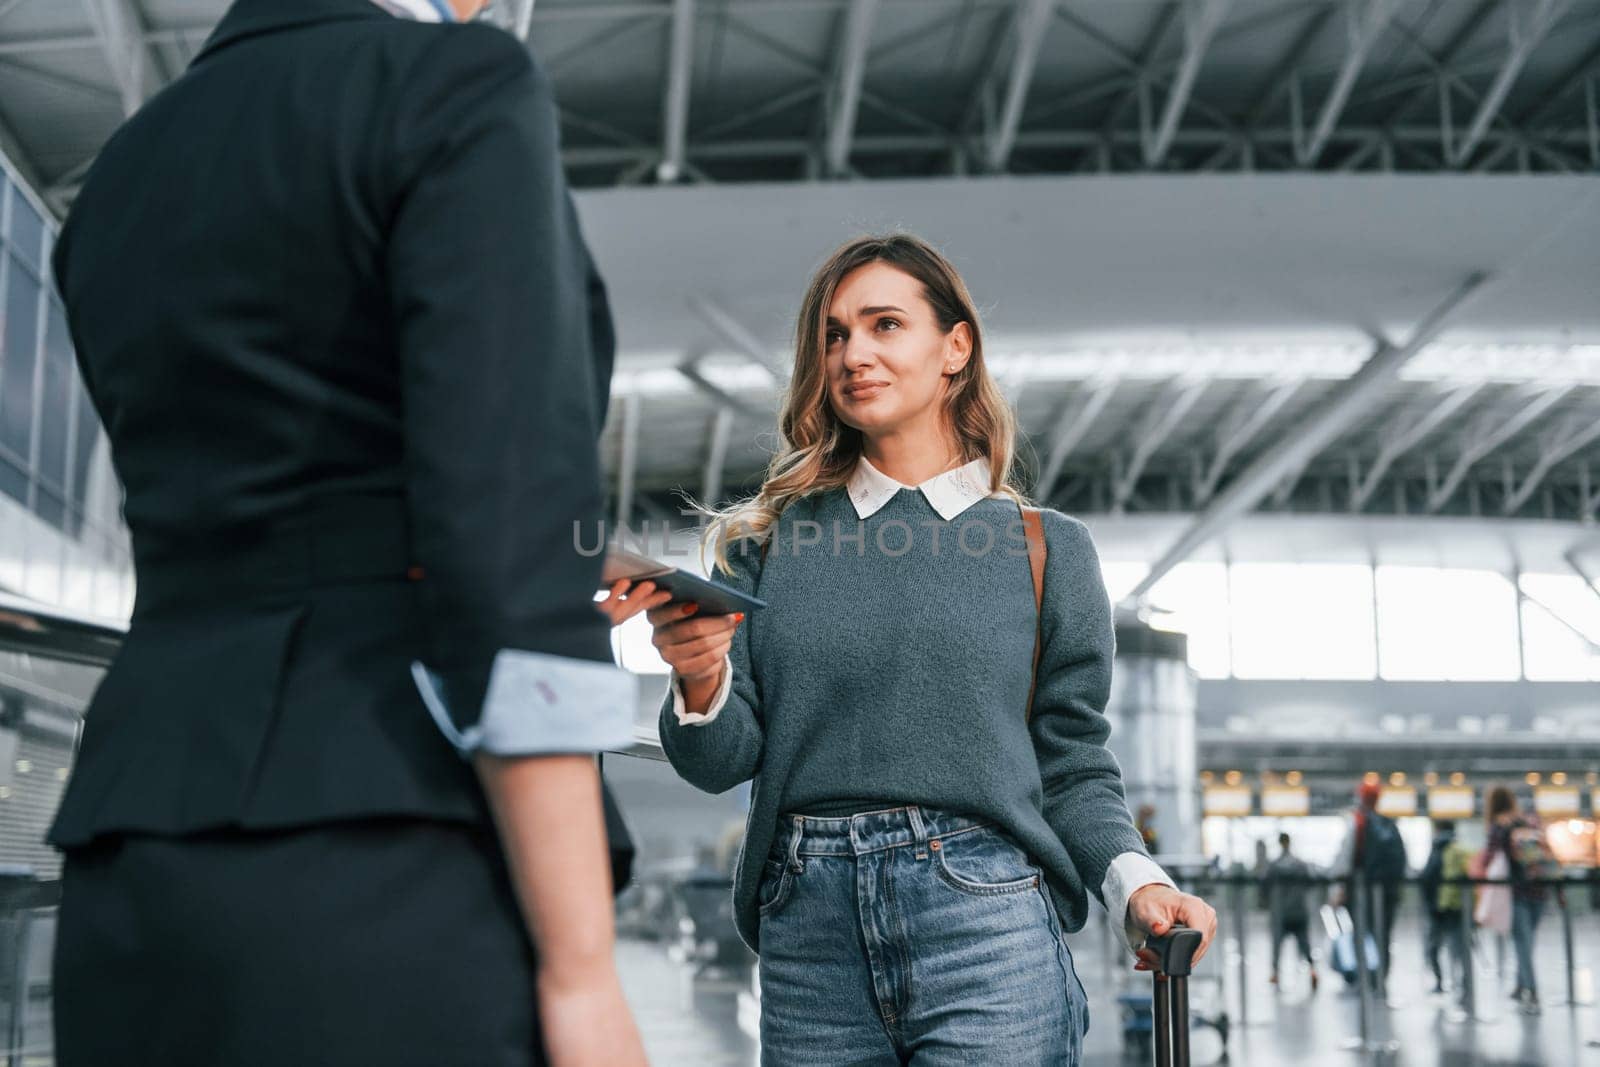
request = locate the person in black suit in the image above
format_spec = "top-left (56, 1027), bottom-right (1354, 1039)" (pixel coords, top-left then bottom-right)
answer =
top-left (46, 1), bottom-right (647, 1063)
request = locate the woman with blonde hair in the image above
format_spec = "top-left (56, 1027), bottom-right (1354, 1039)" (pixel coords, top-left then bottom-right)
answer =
top-left (634, 234), bottom-right (1216, 1064)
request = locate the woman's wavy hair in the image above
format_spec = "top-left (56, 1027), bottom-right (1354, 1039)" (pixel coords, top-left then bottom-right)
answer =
top-left (689, 234), bottom-right (1031, 575)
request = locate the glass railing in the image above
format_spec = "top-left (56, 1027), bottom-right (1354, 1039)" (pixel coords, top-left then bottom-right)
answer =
top-left (0, 592), bottom-right (116, 1066)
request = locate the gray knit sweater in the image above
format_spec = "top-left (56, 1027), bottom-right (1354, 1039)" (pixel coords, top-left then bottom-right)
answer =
top-left (657, 485), bottom-right (1149, 951)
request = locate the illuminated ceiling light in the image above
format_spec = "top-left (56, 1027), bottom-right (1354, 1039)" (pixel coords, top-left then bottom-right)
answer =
top-left (1286, 771), bottom-right (1303, 786)
top-left (14, 759), bottom-right (29, 774)
top-left (1588, 771), bottom-right (1599, 786)
top-left (1389, 772), bottom-right (1407, 787)
top-left (1449, 772), bottom-right (1466, 786)
top-left (1199, 771), bottom-right (1215, 786)
top-left (1526, 772), bottom-right (1542, 786)
top-left (1551, 772), bottom-right (1568, 786)
top-left (1363, 771), bottom-right (1380, 785)
top-left (1224, 770), bottom-right (1243, 786)
top-left (55, 768), bottom-right (68, 782)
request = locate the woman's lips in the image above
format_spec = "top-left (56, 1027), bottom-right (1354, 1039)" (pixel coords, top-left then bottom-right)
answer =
top-left (843, 381), bottom-right (888, 400)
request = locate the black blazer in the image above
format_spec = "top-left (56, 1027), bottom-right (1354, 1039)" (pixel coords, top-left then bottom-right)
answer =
top-left (49, 0), bottom-right (625, 853)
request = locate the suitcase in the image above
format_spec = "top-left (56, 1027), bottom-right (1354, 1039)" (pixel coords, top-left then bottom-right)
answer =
top-left (1146, 925), bottom-right (1204, 1067)
top-left (1319, 903), bottom-right (1379, 985)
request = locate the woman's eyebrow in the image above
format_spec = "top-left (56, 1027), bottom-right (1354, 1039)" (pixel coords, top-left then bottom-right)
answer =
top-left (828, 305), bottom-right (906, 324)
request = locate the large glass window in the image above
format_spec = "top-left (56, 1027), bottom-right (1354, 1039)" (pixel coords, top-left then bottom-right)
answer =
top-left (6, 185), bottom-right (44, 274)
top-left (35, 302), bottom-right (72, 528)
top-left (1375, 566), bottom-right (1520, 681)
top-left (0, 258), bottom-right (40, 504)
top-left (69, 379), bottom-right (100, 535)
top-left (1146, 562), bottom-right (1231, 678)
top-left (1229, 563), bottom-right (1377, 679)
top-left (1519, 572), bottom-right (1600, 682)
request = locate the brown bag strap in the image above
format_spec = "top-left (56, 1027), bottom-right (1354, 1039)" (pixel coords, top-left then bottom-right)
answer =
top-left (1021, 505), bottom-right (1046, 723)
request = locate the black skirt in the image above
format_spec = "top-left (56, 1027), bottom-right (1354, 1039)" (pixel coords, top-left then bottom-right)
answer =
top-left (54, 819), bottom-right (543, 1066)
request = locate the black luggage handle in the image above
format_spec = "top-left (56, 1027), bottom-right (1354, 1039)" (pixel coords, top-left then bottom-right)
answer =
top-left (1147, 925), bottom-right (1203, 978)
top-left (1146, 925), bottom-right (1203, 1067)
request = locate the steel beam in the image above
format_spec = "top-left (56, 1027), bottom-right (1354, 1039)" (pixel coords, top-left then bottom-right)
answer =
top-left (1349, 381), bottom-right (1481, 510)
top-left (702, 406), bottom-right (735, 507)
top-left (824, 0), bottom-right (880, 177)
top-left (1145, 0), bottom-right (1232, 167)
top-left (1426, 383), bottom-right (1572, 511)
top-left (658, 0), bottom-right (696, 182)
top-left (560, 122), bottom-right (1597, 170)
top-left (1111, 378), bottom-right (1208, 513)
top-left (985, 0), bottom-right (1056, 172)
top-left (676, 360), bottom-right (770, 423)
top-left (1243, 4), bottom-right (1338, 129)
top-left (1376, 0), bottom-right (1499, 127)
top-left (1451, 0), bottom-right (1570, 165)
top-left (1298, 0), bottom-right (1400, 166)
top-left (81, 0), bottom-right (162, 116)
top-left (1502, 413), bottom-right (1600, 514)
top-left (1034, 376), bottom-right (1117, 503)
top-left (512, 0), bottom-right (536, 41)
top-left (1194, 379), bottom-right (1301, 505)
top-left (615, 392), bottom-right (641, 529)
top-left (0, 106), bottom-right (45, 204)
top-left (1123, 271), bottom-right (1491, 607)
top-left (688, 296), bottom-right (785, 380)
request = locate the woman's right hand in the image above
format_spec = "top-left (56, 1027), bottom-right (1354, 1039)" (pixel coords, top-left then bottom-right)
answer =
top-left (646, 601), bottom-right (744, 684)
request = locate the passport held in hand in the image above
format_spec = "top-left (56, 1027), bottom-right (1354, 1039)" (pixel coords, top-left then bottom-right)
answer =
top-left (601, 547), bottom-right (767, 617)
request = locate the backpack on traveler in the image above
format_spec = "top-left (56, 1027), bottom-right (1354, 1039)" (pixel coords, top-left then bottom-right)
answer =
top-left (1359, 810), bottom-right (1408, 884)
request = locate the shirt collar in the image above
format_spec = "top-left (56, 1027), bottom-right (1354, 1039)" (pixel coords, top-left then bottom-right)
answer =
top-left (371, 0), bottom-right (455, 21)
top-left (846, 455), bottom-right (997, 521)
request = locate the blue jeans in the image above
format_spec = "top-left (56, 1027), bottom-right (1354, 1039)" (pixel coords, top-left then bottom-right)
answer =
top-left (1511, 895), bottom-right (1544, 997)
top-left (756, 805), bottom-right (1088, 1066)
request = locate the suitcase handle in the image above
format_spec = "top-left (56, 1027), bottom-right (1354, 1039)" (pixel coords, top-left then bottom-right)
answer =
top-left (1146, 925), bottom-right (1204, 977)
top-left (1147, 925), bottom-right (1202, 1067)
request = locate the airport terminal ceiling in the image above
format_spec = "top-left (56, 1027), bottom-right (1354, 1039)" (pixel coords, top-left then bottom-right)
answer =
top-left (1, 0), bottom-right (1597, 555)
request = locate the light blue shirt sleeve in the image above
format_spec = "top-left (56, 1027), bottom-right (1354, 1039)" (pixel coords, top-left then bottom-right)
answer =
top-left (412, 648), bottom-right (637, 757)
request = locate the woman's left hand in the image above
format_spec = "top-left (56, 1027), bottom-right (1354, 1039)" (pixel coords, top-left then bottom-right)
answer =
top-left (596, 578), bottom-right (674, 627)
top-left (1127, 885), bottom-right (1218, 971)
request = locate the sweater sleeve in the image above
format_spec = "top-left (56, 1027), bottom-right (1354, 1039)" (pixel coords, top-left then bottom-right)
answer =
top-left (1030, 511), bottom-right (1152, 910)
top-left (657, 541), bottom-right (766, 794)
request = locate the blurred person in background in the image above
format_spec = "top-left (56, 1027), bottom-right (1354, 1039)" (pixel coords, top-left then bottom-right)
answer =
top-left (1419, 820), bottom-right (1472, 1003)
top-left (1331, 779), bottom-right (1408, 991)
top-left (642, 233), bottom-right (1216, 1065)
top-left (1483, 785), bottom-right (1560, 1015)
top-left (1265, 832), bottom-right (1319, 992)
top-left (1135, 803), bottom-right (1160, 857)
top-left (47, 1), bottom-right (646, 1063)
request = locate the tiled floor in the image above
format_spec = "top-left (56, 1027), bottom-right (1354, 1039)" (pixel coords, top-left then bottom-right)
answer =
top-left (619, 908), bottom-right (1600, 1065)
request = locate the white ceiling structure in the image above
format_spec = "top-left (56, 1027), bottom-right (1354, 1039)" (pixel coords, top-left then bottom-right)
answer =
top-left (1, 0), bottom-right (1598, 594)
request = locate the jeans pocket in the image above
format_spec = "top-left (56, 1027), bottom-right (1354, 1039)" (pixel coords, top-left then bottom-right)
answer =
top-left (932, 826), bottom-right (1040, 897)
top-left (757, 858), bottom-right (797, 917)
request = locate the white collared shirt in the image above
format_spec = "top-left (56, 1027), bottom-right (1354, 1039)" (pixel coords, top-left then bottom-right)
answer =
top-left (666, 454), bottom-right (1177, 949)
top-left (845, 454), bottom-right (1001, 522)
top-left (370, 0), bottom-right (453, 22)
